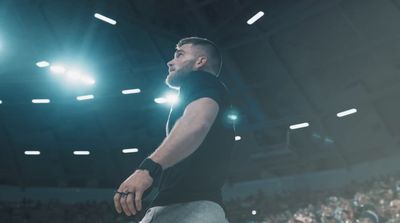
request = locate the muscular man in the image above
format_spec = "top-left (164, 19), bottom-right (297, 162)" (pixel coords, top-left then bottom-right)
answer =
top-left (114, 37), bottom-right (235, 222)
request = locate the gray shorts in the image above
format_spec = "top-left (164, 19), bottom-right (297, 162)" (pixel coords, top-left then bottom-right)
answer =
top-left (139, 200), bottom-right (229, 223)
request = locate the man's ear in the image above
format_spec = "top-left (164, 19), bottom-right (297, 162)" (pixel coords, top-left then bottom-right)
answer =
top-left (195, 56), bottom-right (208, 69)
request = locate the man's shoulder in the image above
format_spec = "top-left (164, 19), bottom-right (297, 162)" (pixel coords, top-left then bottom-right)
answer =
top-left (188, 71), bottom-right (227, 92)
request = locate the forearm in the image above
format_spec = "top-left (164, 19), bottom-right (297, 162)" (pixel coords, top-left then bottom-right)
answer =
top-left (149, 117), bottom-right (211, 170)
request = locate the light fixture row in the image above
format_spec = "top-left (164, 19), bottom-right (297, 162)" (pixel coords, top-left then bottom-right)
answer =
top-left (289, 108), bottom-right (358, 130)
top-left (0, 89), bottom-right (182, 104)
top-left (24, 148), bottom-right (139, 156)
top-left (93, 10), bottom-right (264, 27)
top-left (36, 60), bottom-right (96, 85)
top-left (22, 137), bottom-right (243, 157)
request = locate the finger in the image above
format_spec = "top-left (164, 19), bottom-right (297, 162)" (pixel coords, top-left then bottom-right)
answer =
top-left (135, 190), bottom-right (143, 211)
top-left (126, 192), bottom-right (137, 215)
top-left (113, 193), bottom-right (122, 214)
top-left (120, 195), bottom-right (131, 216)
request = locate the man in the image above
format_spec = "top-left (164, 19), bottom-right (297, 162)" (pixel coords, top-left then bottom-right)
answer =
top-left (114, 37), bottom-right (235, 222)
top-left (358, 210), bottom-right (380, 223)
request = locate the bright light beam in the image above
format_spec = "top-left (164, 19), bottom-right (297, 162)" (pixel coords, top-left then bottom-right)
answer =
top-left (80, 76), bottom-right (96, 85)
top-left (66, 70), bottom-right (82, 81)
top-left (50, 65), bottom-right (66, 74)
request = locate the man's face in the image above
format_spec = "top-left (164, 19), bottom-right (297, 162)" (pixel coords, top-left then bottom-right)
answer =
top-left (390, 200), bottom-right (400, 217)
top-left (165, 43), bottom-right (199, 89)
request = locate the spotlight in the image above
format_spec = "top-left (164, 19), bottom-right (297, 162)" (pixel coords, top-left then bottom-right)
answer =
top-left (50, 65), bottom-right (66, 74)
top-left (36, 61), bottom-right (50, 68)
top-left (155, 92), bottom-right (179, 104)
top-left (80, 76), bottom-right (96, 85)
top-left (235, 136), bottom-right (242, 141)
top-left (228, 114), bottom-right (238, 121)
top-left (225, 108), bottom-right (240, 127)
top-left (166, 93), bottom-right (179, 104)
top-left (154, 97), bottom-right (167, 104)
top-left (66, 70), bottom-right (82, 82)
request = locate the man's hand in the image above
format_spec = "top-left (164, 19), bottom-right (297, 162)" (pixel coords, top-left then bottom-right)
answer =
top-left (114, 169), bottom-right (153, 216)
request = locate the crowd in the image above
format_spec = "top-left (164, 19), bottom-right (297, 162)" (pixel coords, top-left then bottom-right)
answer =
top-left (225, 173), bottom-right (400, 223)
top-left (1, 173), bottom-right (400, 223)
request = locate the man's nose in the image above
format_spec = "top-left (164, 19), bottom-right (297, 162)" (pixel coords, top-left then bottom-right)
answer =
top-left (167, 59), bottom-right (174, 67)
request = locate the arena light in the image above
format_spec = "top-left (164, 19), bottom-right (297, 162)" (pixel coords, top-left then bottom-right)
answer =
top-left (228, 114), bottom-right (238, 121)
top-left (66, 70), bottom-right (82, 81)
top-left (166, 93), bottom-right (179, 104)
top-left (36, 61), bottom-right (50, 68)
top-left (247, 11), bottom-right (264, 25)
top-left (235, 136), bottom-right (241, 141)
top-left (80, 76), bottom-right (96, 85)
top-left (154, 97), bottom-right (167, 104)
top-left (122, 148), bottom-right (139, 153)
top-left (24, 150), bottom-right (41, 155)
top-left (76, 95), bottom-right (94, 101)
top-left (337, 108), bottom-right (357, 118)
top-left (251, 210), bottom-right (257, 215)
top-left (32, 99), bottom-right (50, 104)
top-left (122, 89), bottom-right (141, 94)
top-left (65, 69), bottom-right (95, 85)
top-left (289, 122), bottom-right (309, 130)
top-left (155, 93), bottom-right (179, 105)
top-left (324, 137), bottom-right (334, 144)
top-left (50, 65), bottom-right (66, 74)
top-left (73, 151), bottom-right (90, 155)
top-left (0, 100), bottom-right (2, 104)
top-left (94, 13), bottom-right (117, 25)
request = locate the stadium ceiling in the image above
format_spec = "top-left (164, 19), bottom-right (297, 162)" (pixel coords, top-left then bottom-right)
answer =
top-left (0, 0), bottom-right (400, 188)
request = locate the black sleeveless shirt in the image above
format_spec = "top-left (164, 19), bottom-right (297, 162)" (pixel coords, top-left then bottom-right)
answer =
top-left (150, 71), bottom-right (235, 209)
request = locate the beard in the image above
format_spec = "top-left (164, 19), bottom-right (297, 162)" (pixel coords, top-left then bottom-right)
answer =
top-left (165, 61), bottom-right (196, 89)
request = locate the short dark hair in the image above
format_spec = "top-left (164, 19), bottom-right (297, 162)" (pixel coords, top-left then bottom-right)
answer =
top-left (177, 37), bottom-right (222, 77)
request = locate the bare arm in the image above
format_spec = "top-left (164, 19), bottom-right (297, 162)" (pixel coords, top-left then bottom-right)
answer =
top-left (114, 97), bottom-right (220, 216)
top-left (149, 97), bottom-right (220, 169)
